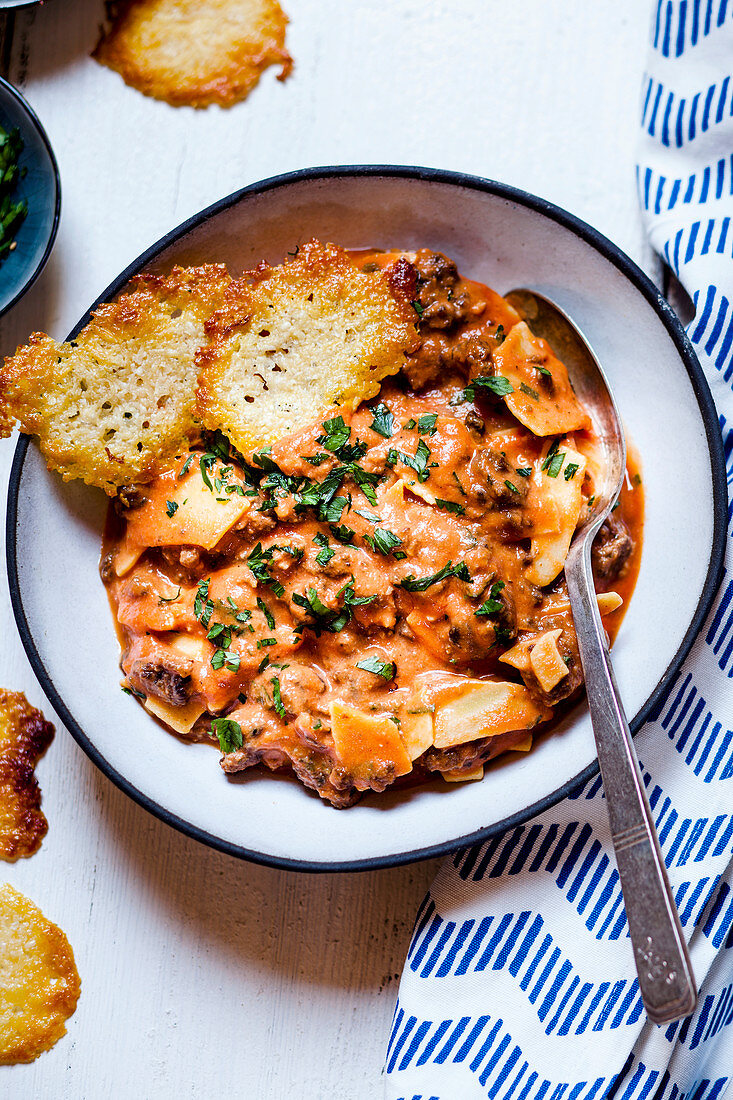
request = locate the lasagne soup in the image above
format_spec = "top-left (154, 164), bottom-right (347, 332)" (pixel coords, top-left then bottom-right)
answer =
top-left (101, 249), bottom-right (642, 807)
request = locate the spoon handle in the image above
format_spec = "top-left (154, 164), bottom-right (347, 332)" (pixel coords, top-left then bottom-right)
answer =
top-left (565, 537), bottom-right (697, 1025)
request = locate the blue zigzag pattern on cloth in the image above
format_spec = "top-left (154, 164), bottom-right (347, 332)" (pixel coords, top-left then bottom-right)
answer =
top-left (652, 0), bottom-right (733, 57)
top-left (670, 284), bottom-right (733, 380)
top-left (637, 157), bottom-right (733, 214)
top-left (387, 1002), bottom-right (730, 1099)
top-left (407, 872), bottom-right (733, 1021)
top-left (641, 74), bottom-right (733, 147)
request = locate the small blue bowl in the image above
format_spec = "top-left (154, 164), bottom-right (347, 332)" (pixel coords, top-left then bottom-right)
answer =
top-left (0, 75), bottom-right (60, 317)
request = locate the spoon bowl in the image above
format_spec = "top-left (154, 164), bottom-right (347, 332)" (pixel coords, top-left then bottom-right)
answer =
top-left (505, 287), bottom-right (626, 533)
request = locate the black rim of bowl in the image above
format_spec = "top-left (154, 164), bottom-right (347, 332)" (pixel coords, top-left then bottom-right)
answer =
top-left (6, 165), bottom-right (728, 873)
top-left (0, 74), bottom-right (61, 318)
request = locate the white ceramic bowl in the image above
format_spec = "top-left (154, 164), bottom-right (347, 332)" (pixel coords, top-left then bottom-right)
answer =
top-left (7, 168), bottom-right (727, 870)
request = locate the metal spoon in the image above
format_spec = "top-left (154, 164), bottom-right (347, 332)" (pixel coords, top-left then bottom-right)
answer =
top-left (505, 288), bottom-right (697, 1025)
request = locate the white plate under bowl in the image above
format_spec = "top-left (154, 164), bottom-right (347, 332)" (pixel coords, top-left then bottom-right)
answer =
top-left (7, 167), bottom-right (727, 871)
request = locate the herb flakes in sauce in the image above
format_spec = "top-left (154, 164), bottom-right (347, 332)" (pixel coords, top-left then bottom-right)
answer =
top-left (356, 657), bottom-right (396, 681)
top-left (211, 717), bottom-right (243, 754)
top-left (399, 561), bottom-right (471, 593)
top-left (369, 403), bottom-right (395, 438)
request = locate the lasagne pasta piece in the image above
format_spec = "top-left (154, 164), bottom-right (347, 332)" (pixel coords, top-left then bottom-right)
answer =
top-left (93, 0), bottom-right (292, 109)
top-left (121, 457), bottom-right (251, 551)
top-left (0, 884), bottom-right (80, 1064)
top-left (432, 680), bottom-right (551, 750)
top-left (495, 321), bottom-right (591, 437)
top-left (0, 265), bottom-right (231, 493)
top-left (0, 690), bottom-right (54, 861)
top-left (525, 440), bottom-right (588, 586)
top-left (330, 701), bottom-right (412, 787)
top-left (196, 240), bottom-right (420, 454)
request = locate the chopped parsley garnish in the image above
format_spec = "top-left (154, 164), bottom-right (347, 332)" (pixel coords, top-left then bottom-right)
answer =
top-left (494, 324), bottom-right (505, 344)
top-left (519, 382), bottom-right (539, 400)
top-left (544, 451), bottom-right (566, 478)
top-left (323, 495), bottom-right (348, 523)
top-left (363, 528), bottom-right (402, 555)
top-left (399, 561), bottom-right (471, 592)
top-left (404, 418), bottom-right (417, 429)
top-left (435, 498), bottom-right (465, 515)
top-left (158, 586), bottom-right (181, 604)
top-left (564, 462), bottom-right (580, 481)
top-left (412, 299), bottom-right (424, 317)
top-left (271, 677), bottom-right (286, 718)
top-left (475, 581), bottom-right (505, 617)
top-left (247, 543), bottom-right (285, 597)
top-left (515, 467), bottom-right (532, 477)
top-left (211, 648), bottom-right (240, 672)
top-left (178, 454), bottom-right (194, 479)
top-left (292, 580), bottom-right (376, 636)
top-left (504, 479), bottom-right (520, 494)
top-left (194, 578), bottom-right (214, 628)
top-left (463, 374), bottom-right (514, 401)
top-left (224, 596), bottom-right (253, 631)
top-left (369, 403), bottom-right (395, 438)
top-left (387, 438), bottom-right (433, 483)
top-left (536, 365), bottom-right (552, 377)
top-left (165, 500), bottom-right (179, 518)
top-left (304, 452), bottom-right (329, 466)
top-left (313, 532), bottom-right (336, 567)
top-left (355, 508), bottom-right (381, 522)
top-left (316, 415), bottom-right (367, 462)
top-left (329, 524), bottom-right (355, 544)
top-left (256, 596), bottom-right (275, 630)
top-left (211, 717), bottom-right (242, 754)
top-left (257, 637), bottom-right (277, 649)
top-left (207, 622), bottom-right (232, 646)
top-left (356, 657), bottom-right (396, 681)
top-left (257, 656), bottom-right (270, 673)
top-left (452, 472), bottom-right (467, 496)
top-left (199, 453), bottom-right (217, 491)
top-left (318, 415), bottom-right (351, 455)
top-left (417, 413), bottom-right (438, 435)
top-left (541, 439), bottom-right (560, 467)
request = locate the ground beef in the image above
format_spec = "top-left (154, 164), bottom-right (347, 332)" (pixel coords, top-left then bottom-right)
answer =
top-left (412, 250), bottom-right (483, 330)
top-left (159, 546), bottom-right (203, 584)
top-left (592, 514), bottom-right (633, 580)
top-left (404, 330), bottom-right (494, 390)
top-left (137, 663), bottom-right (192, 706)
top-left (113, 484), bottom-right (148, 515)
top-left (467, 446), bottom-right (529, 507)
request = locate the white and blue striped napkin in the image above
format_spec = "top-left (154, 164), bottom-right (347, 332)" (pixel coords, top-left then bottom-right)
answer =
top-left (385, 5), bottom-right (733, 1097)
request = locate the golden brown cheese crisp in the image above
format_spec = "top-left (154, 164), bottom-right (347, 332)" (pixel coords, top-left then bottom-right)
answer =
top-left (0, 265), bottom-right (231, 494)
top-left (0, 884), bottom-right (80, 1064)
top-left (93, 0), bottom-right (293, 108)
top-left (0, 690), bottom-right (54, 861)
top-left (196, 240), bottom-right (420, 454)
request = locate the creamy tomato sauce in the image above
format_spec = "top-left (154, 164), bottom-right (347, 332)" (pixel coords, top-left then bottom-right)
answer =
top-left (101, 249), bottom-right (643, 808)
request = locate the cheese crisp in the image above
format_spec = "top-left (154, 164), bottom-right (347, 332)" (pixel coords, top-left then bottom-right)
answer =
top-left (196, 240), bottom-right (420, 454)
top-left (0, 884), bottom-right (80, 1064)
top-left (0, 690), bottom-right (54, 861)
top-left (93, 0), bottom-right (293, 109)
top-left (0, 265), bottom-right (231, 494)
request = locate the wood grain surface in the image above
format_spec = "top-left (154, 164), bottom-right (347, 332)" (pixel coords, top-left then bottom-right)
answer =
top-left (0, 2), bottom-right (656, 1096)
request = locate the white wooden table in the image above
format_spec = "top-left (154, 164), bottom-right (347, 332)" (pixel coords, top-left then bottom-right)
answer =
top-left (0, 2), bottom-right (656, 1096)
